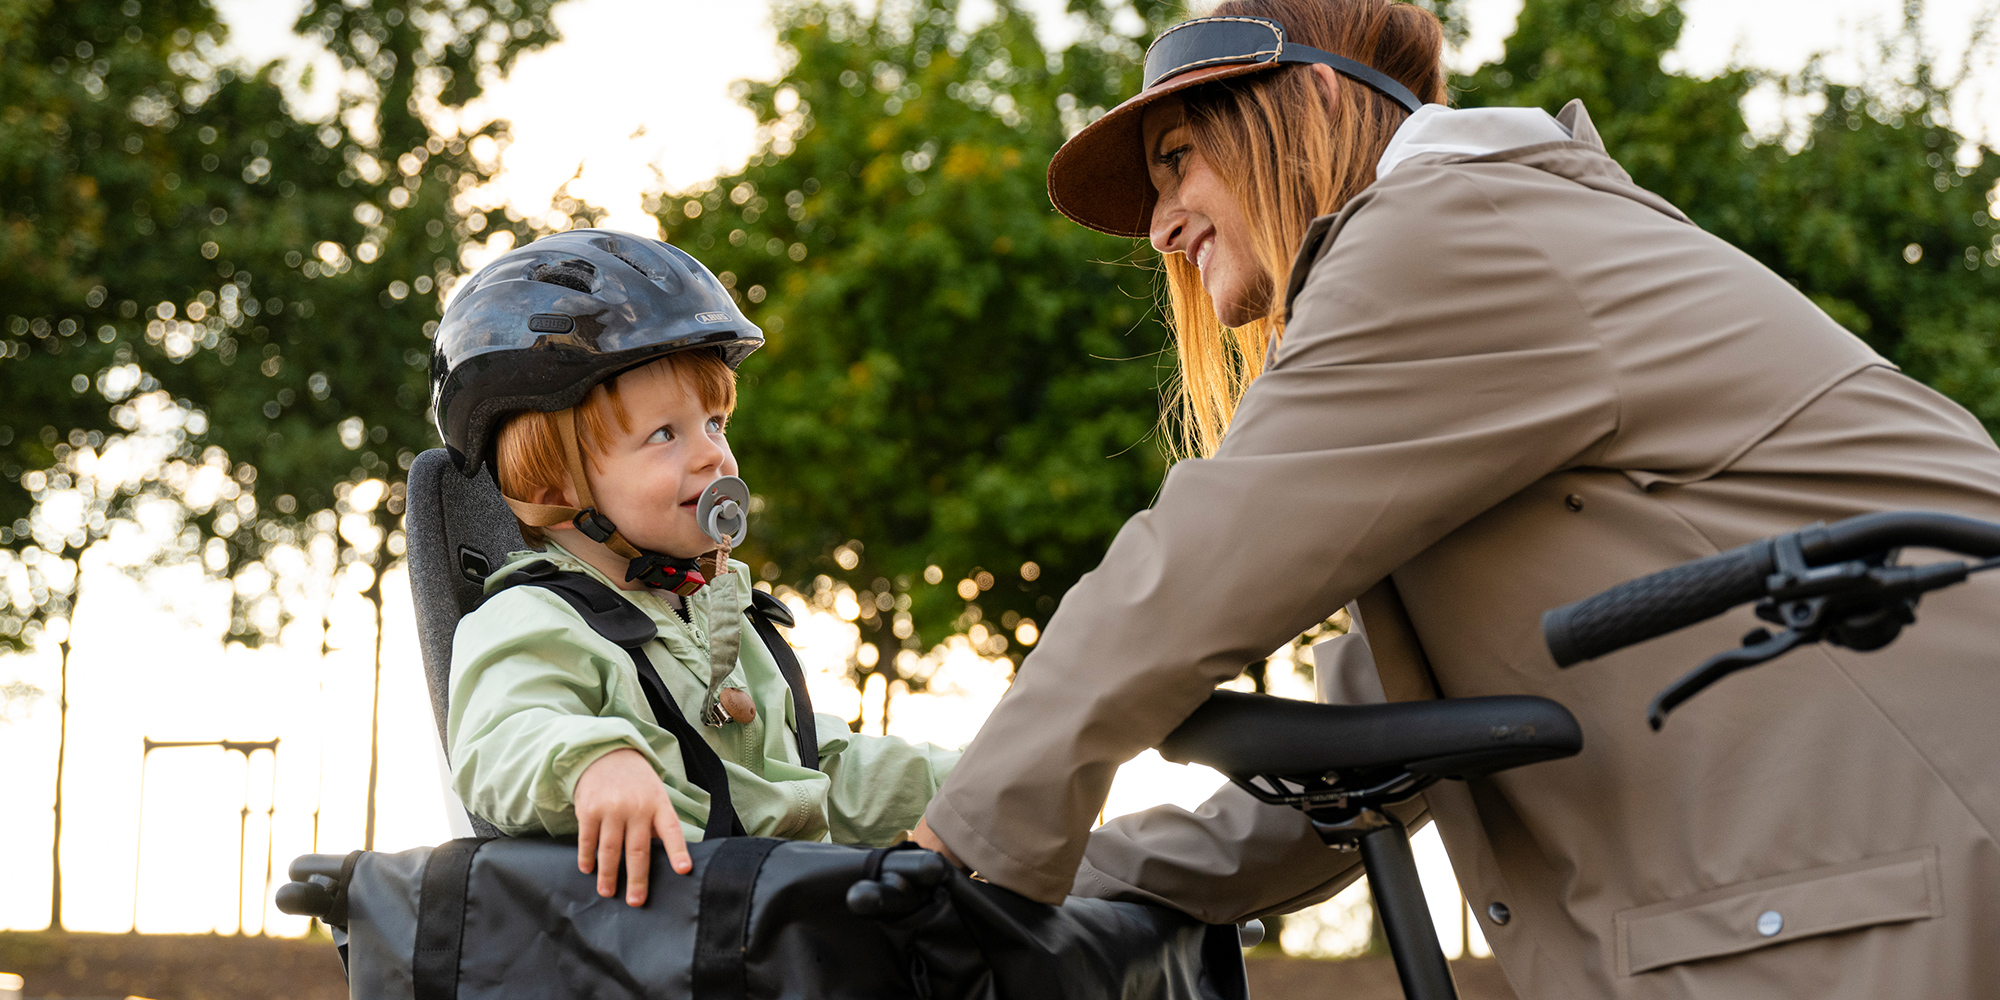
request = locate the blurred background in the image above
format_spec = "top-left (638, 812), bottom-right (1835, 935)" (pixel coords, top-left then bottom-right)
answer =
top-left (1, 0), bottom-right (1997, 990)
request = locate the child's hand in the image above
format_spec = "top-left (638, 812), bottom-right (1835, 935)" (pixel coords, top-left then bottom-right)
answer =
top-left (574, 748), bottom-right (693, 905)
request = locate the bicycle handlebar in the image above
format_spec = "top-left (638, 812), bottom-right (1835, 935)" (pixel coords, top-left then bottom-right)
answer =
top-left (1543, 511), bottom-right (2000, 667)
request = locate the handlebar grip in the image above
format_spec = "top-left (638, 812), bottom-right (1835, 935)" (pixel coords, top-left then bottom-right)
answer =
top-left (1543, 539), bottom-right (1775, 667)
top-left (275, 879), bottom-right (334, 918)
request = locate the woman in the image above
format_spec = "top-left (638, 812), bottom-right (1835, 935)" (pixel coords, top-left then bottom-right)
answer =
top-left (915, 0), bottom-right (2000, 995)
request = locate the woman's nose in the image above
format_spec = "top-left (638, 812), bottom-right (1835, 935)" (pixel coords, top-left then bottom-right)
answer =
top-left (1149, 193), bottom-right (1187, 257)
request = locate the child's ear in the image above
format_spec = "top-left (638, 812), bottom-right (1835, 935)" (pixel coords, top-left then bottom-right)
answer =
top-left (530, 479), bottom-right (579, 512)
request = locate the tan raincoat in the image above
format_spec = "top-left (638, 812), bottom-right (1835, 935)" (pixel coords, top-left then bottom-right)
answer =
top-left (923, 104), bottom-right (2000, 997)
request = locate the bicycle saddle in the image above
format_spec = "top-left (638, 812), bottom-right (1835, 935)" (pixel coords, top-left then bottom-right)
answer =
top-left (1160, 690), bottom-right (1582, 781)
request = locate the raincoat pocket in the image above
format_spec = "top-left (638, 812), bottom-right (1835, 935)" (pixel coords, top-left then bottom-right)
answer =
top-left (1614, 847), bottom-right (1942, 977)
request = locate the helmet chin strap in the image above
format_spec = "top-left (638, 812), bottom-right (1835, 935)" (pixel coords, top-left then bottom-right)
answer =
top-left (500, 407), bottom-right (711, 597)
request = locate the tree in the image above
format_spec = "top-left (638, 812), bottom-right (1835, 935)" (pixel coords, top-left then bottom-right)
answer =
top-left (657, 0), bottom-right (1180, 689)
top-left (0, 0), bottom-right (566, 651)
top-left (650, 0), bottom-right (2000, 717)
top-left (0, 0), bottom-right (572, 930)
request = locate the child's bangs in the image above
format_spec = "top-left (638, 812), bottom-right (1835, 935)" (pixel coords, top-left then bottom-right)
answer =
top-left (579, 349), bottom-right (738, 447)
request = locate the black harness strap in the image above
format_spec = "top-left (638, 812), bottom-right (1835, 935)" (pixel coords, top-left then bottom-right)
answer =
top-left (625, 643), bottom-right (745, 839)
top-left (412, 836), bottom-right (490, 1000)
top-left (750, 589), bottom-right (818, 770)
top-left (491, 563), bottom-right (818, 838)
top-left (691, 837), bottom-right (782, 1000)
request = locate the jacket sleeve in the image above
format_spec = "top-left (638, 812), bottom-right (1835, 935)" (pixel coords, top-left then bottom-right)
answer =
top-left (1072, 785), bottom-right (1432, 924)
top-left (447, 587), bottom-right (697, 837)
top-left (814, 713), bottom-right (961, 847)
top-left (920, 165), bottom-right (1624, 903)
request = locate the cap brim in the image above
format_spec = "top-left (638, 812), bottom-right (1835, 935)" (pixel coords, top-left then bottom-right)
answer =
top-left (1046, 61), bottom-right (1278, 238)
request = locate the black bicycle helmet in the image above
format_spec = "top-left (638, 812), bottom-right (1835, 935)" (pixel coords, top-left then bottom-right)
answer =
top-left (430, 228), bottom-right (763, 478)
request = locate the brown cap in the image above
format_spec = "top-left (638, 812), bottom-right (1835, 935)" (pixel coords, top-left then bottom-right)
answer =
top-left (1045, 61), bottom-right (1279, 239)
top-left (1045, 15), bottom-right (1424, 239)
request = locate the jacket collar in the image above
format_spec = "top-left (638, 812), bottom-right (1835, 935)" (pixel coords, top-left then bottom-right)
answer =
top-left (486, 543), bottom-right (751, 633)
top-left (1281, 99), bottom-right (1689, 323)
top-left (1375, 102), bottom-right (1575, 178)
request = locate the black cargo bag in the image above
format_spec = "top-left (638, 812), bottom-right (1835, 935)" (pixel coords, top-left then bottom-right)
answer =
top-left (293, 835), bottom-right (1246, 1000)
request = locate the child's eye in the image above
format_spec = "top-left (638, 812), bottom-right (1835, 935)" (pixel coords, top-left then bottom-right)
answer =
top-left (707, 416), bottom-right (725, 434)
top-left (647, 426), bottom-right (673, 444)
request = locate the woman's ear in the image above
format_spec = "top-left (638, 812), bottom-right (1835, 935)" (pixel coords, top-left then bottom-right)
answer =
top-left (1308, 63), bottom-right (1342, 108)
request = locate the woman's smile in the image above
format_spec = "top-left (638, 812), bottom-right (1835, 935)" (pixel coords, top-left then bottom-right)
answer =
top-left (1192, 231), bottom-right (1216, 274)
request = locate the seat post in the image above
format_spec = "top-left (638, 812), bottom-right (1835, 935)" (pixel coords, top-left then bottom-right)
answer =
top-left (1356, 813), bottom-right (1459, 1000)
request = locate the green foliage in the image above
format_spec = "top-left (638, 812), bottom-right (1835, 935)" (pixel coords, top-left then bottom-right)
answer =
top-left (673, 0), bottom-right (2000, 684)
top-left (1454, 0), bottom-right (2000, 425)
top-left (3, 0), bottom-right (1995, 671)
top-left (660, 0), bottom-right (1175, 667)
top-left (0, 0), bottom-right (565, 647)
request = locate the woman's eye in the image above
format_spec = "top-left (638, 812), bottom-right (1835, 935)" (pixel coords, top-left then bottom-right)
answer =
top-left (1158, 145), bottom-right (1190, 174)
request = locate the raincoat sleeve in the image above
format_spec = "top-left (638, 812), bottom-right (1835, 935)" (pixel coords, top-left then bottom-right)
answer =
top-left (921, 165), bottom-right (1625, 903)
top-left (447, 586), bottom-right (696, 836)
top-left (812, 713), bottom-right (961, 847)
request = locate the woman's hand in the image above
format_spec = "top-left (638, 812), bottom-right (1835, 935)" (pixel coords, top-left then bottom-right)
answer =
top-left (913, 817), bottom-right (968, 871)
top-left (574, 748), bottom-right (692, 905)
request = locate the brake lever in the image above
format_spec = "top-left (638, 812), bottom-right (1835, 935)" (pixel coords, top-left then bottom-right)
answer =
top-left (1647, 627), bottom-right (1811, 730)
top-left (1648, 557), bottom-right (1980, 730)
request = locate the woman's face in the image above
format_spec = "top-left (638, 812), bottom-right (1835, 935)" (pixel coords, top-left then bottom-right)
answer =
top-left (1141, 97), bottom-right (1267, 326)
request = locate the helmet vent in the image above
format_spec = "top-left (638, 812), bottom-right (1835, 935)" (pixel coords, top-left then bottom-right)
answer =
top-left (605, 246), bottom-right (659, 279)
top-left (592, 235), bottom-right (675, 287)
top-left (531, 258), bottom-right (597, 293)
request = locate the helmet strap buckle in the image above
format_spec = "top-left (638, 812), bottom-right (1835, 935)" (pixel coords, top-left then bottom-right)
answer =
top-left (626, 552), bottom-right (708, 597)
top-left (574, 507), bottom-right (619, 545)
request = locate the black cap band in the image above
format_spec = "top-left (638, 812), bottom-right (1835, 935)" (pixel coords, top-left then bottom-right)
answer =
top-left (1143, 16), bottom-right (1424, 115)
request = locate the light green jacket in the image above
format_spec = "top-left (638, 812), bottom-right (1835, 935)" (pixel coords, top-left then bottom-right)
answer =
top-left (447, 544), bottom-right (957, 845)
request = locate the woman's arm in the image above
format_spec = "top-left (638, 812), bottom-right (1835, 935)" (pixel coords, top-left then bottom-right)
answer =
top-left (920, 165), bottom-right (1622, 903)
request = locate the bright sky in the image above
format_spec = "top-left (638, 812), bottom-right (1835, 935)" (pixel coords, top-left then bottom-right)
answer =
top-left (3, 0), bottom-right (1997, 947)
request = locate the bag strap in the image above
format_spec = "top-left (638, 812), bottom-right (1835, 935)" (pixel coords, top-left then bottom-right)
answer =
top-left (412, 837), bottom-right (491, 1000)
top-left (321, 848), bottom-right (364, 931)
top-left (692, 837), bottom-right (782, 1000)
top-left (748, 589), bottom-right (818, 771)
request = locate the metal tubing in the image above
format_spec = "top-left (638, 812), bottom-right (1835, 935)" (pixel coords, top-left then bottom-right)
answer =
top-left (1358, 817), bottom-right (1459, 1000)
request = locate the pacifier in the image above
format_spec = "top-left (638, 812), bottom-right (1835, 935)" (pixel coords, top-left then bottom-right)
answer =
top-left (695, 476), bottom-right (750, 547)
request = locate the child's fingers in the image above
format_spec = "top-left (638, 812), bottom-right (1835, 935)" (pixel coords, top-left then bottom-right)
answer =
top-left (595, 820), bottom-right (625, 899)
top-left (624, 816), bottom-right (653, 906)
top-left (577, 811), bottom-right (600, 875)
top-left (656, 807), bottom-right (692, 876)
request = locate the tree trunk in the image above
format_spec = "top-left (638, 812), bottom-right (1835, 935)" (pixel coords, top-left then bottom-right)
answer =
top-left (362, 574), bottom-right (385, 852)
top-left (47, 634), bottom-right (70, 932)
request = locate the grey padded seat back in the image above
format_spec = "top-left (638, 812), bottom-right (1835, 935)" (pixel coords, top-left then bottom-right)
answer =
top-left (405, 447), bottom-right (532, 838)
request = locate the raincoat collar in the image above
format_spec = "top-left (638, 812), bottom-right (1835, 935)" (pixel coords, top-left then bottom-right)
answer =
top-left (1283, 99), bottom-right (1691, 324)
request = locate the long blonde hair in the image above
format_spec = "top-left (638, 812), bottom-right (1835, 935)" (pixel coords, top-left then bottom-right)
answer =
top-left (1161, 0), bottom-right (1446, 458)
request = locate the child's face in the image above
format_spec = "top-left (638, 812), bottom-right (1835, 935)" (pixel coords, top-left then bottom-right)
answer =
top-left (583, 365), bottom-right (738, 560)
